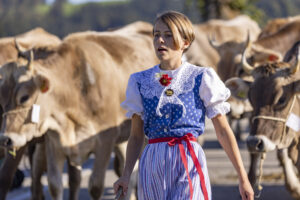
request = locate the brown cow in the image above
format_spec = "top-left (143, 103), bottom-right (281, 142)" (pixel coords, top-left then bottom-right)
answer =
top-left (210, 19), bottom-right (300, 140)
top-left (227, 48), bottom-right (300, 199)
top-left (185, 15), bottom-right (261, 69)
top-left (0, 28), bottom-right (61, 200)
top-left (0, 21), bottom-right (158, 200)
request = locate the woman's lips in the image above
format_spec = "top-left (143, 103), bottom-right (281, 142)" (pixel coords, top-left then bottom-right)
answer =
top-left (158, 48), bottom-right (167, 52)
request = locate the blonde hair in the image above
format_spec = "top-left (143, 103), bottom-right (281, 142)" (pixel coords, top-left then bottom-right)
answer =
top-left (154, 10), bottom-right (195, 52)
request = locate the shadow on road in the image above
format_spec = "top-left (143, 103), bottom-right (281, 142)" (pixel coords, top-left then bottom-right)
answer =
top-left (212, 184), bottom-right (294, 200)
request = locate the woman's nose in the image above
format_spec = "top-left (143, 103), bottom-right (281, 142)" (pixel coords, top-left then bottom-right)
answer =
top-left (158, 36), bottom-right (164, 43)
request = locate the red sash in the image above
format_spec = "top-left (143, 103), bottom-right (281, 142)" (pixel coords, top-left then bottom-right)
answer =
top-left (149, 133), bottom-right (209, 200)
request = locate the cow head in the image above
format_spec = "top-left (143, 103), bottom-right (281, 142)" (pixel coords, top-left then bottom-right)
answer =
top-left (229, 48), bottom-right (300, 153)
top-left (209, 37), bottom-right (246, 82)
top-left (0, 49), bottom-right (51, 149)
top-left (209, 32), bottom-right (283, 81)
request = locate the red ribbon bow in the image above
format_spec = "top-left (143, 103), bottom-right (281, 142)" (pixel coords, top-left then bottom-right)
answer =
top-left (149, 133), bottom-right (209, 200)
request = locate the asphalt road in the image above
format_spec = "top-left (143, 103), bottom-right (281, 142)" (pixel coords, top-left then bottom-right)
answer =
top-left (7, 118), bottom-right (294, 200)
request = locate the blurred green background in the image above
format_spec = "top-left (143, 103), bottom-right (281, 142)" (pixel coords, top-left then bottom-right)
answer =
top-left (0, 0), bottom-right (300, 38)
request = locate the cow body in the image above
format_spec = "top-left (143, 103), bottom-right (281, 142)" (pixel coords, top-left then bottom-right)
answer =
top-left (0, 21), bottom-right (158, 200)
top-left (258, 15), bottom-right (300, 39)
top-left (228, 51), bottom-right (300, 198)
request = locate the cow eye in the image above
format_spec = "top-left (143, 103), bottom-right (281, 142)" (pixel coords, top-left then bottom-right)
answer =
top-left (237, 69), bottom-right (244, 76)
top-left (275, 96), bottom-right (287, 110)
top-left (20, 95), bottom-right (30, 104)
top-left (278, 96), bottom-right (286, 105)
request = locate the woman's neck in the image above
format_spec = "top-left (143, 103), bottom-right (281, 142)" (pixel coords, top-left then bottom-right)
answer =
top-left (159, 58), bottom-right (182, 70)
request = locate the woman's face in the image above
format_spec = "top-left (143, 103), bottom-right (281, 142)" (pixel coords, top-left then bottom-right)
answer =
top-left (153, 20), bottom-right (186, 62)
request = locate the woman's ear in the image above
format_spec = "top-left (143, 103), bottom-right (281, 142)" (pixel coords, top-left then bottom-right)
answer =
top-left (34, 74), bottom-right (50, 93)
top-left (183, 40), bottom-right (190, 50)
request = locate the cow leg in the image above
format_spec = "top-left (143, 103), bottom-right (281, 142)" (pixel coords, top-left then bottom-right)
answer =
top-left (0, 147), bottom-right (4, 160)
top-left (114, 142), bottom-right (138, 200)
top-left (67, 159), bottom-right (81, 200)
top-left (227, 115), bottom-right (241, 141)
top-left (128, 170), bottom-right (138, 200)
top-left (235, 119), bottom-right (242, 141)
top-left (0, 146), bottom-right (26, 200)
top-left (114, 119), bottom-right (138, 200)
top-left (277, 148), bottom-right (300, 199)
top-left (247, 152), bottom-right (260, 187)
top-left (31, 142), bottom-right (47, 200)
top-left (89, 130), bottom-right (117, 200)
top-left (45, 133), bottom-right (65, 200)
top-left (125, 162), bottom-right (139, 200)
top-left (115, 141), bottom-right (139, 200)
top-left (114, 119), bottom-right (131, 177)
top-left (114, 143), bottom-right (125, 177)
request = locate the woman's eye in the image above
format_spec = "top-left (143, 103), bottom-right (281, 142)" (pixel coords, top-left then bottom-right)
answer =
top-left (20, 95), bottom-right (29, 104)
top-left (154, 33), bottom-right (160, 38)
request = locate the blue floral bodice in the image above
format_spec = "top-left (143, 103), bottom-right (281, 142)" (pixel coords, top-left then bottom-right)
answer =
top-left (121, 62), bottom-right (230, 139)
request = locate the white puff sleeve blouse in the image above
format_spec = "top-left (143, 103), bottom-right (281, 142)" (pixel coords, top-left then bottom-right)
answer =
top-left (199, 67), bottom-right (231, 119)
top-left (121, 74), bottom-right (144, 119)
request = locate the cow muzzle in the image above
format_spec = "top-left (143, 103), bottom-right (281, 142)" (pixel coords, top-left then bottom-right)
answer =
top-left (0, 132), bottom-right (27, 148)
top-left (247, 135), bottom-right (276, 153)
top-left (0, 135), bottom-right (13, 147)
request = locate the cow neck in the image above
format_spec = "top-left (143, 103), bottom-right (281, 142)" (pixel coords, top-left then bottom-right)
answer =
top-left (251, 95), bottom-right (297, 144)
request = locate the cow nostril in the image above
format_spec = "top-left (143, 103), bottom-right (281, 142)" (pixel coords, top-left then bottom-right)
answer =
top-left (256, 139), bottom-right (264, 151)
top-left (5, 138), bottom-right (12, 147)
top-left (247, 137), bottom-right (265, 152)
top-left (0, 136), bottom-right (12, 147)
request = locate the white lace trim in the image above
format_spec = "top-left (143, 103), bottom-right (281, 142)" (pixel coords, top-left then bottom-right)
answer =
top-left (138, 62), bottom-right (205, 117)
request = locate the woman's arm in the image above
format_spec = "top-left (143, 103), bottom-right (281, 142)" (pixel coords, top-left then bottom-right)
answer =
top-left (211, 114), bottom-right (254, 200)
top-left (113, 114), bottom-right (145, 196)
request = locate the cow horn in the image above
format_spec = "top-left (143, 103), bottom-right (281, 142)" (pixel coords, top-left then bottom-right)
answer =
top-left (26, 50), bottom-right (34, 73)
top-left (290, 47), bottom-right (300, 74)
top-left (242, 31), bottom-right (254, 75)
top-left (208, 34), bottom-right (220, 49)
top-left (14, 38), bottom-right (27, 58)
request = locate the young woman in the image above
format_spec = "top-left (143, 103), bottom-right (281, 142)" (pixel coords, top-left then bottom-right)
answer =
top-left (113, 10), bottom-right (254, 200)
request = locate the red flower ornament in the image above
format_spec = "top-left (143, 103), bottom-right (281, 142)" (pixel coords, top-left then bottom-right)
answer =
top-left (159, 74), bottom-right (172, 86)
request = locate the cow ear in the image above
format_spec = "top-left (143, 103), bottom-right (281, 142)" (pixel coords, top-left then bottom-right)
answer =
top-left (225, 77), bottom-right (251, 100)
top-left (34, 74), bottom-right (50, 93)
top-left (251, 47), bottom-right (283, 63)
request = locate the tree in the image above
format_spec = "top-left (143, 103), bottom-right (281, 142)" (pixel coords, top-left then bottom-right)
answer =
top-left (185, 0), bottom-right (263, 22)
